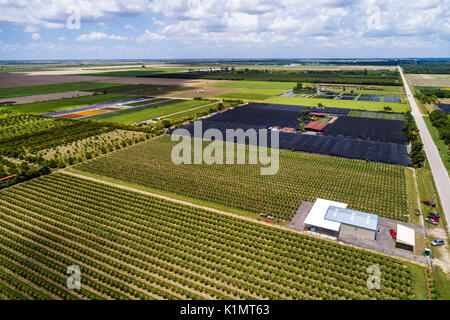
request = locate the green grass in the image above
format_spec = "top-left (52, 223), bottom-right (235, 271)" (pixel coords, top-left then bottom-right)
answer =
top-left (0, 82), bottom-right (126, 99)
top-left (266, 96), bottom-right (409, 112)
top-left (212, 80), bottom-right (297, 90)
top-left (165, 104), bottom-right (218, 120)
top-left (405, 168), bottom-right (420, 224)
top-left (435, 266), bottom-right (450, 300)
top-left (423, 116), bottom-right (449, 174)
top-left (3, 94), bottom-right (134, 114)
top-left (349, 110), bottom-right (406, 121)
top-left (407, 263), bottom-right (429, 299)
top-left (89, 100), bottom-right (214, 125)
top-left (215, 89), bottom-right (286, 101)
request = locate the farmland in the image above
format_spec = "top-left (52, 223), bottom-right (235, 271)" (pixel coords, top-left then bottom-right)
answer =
top-left (0, 113), bottom-right (150, 172)
top-left (0, 173), bottom-right (422, 300)
top-left (76, 135), bottom-right (410, 221)
top-left (211, 80), bottom-right (297, 90)
top-left (349, 111), bottom-right (406, 121)
top-left (0, 82), bottom-right (126, 99)
top-left (140, 69), bottom-right (403, 86)
top-left (214, 89), bottom-right (287, 101)
top-left (3, 94), bottom-right (135, 114)
top-left (89, 99), bottom-right (216, 125)
top-left (266, 96), bottom-right (409, 112)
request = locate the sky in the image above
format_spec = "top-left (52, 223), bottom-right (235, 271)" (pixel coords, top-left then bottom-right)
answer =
top-left (0, 0), bottom-right (449, 60)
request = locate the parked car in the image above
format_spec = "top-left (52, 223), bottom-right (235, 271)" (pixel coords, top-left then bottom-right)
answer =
top-left (431, 239), bottom-right (445, 246)
top-left (428, 212), bottom-right (440, 219)
top-left (427, 215), bottom-right (439, 222)
top-left (389, 229), bottom-right (397, 239)
top-left (421, 200), bottom-right (436, 207)
top-left (259, 213), bottom-right (267, 217)
top-left (425, 218), bottom-right (438, 225)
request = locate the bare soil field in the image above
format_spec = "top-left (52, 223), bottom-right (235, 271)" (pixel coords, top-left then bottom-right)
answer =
top-left (0, 73), bottom-right (225, 88)
top-left (0, 90), bottom-right (94, 105)
top-left (406, 74), bottom-right (450, 87)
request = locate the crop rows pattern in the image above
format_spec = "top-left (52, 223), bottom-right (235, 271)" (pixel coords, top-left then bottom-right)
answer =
top-left (77, 135), bottom-right (409, 221)
top-left (0, 173), bottom-right (416, 300)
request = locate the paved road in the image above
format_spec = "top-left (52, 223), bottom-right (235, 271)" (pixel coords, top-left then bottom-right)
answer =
top-left (399, 66), bottom-right (450, 234)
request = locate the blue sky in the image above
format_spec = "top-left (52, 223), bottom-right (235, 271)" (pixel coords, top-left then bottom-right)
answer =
top-left (0, 0), bottom-right (449, 60)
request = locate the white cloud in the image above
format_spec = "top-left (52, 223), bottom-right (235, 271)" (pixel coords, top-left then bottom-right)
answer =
top-left (25, 26), bottom-right (39, 33)
top-left (0, 0), bottom-right (149, 30)
top-left (136, 30), bottom-right (166, 43)
top-left (31, 33), bottom-right (40, 40)
top-left (58, 36), bottom-right (66, 41)
top-left (77, 31), bottom-right (126, 42)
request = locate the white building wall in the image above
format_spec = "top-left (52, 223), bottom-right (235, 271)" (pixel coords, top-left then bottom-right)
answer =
top-left (340, 224), bottom-right (376, 240)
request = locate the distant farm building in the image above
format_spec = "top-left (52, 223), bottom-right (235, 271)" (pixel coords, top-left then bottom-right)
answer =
top-left (305, 121), bottom-right (328, 132)
top-left (281, 127), bottom-right (295, 132)
top-left (311, 112), bottom-right (326, 117)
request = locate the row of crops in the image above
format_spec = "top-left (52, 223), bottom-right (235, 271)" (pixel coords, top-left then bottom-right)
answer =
top-left (0, 173), bottom-right (417, 300)
top-left (76, 135), bottom-right (410, 221)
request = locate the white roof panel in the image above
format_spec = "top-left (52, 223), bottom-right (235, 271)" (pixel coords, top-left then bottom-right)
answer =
top-left (396, 224), bottom-right (415, 247)
top-left (304, 198), bottom-right (347, 232)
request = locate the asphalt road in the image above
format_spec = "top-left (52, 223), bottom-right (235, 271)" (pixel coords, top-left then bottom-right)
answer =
top-left (399, 66), bottom-right (450, 234)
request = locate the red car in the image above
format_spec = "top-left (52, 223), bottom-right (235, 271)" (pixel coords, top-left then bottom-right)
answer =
top-left (425, 218), bottom-right (438, 225)
top-left (390, 229), bottom-right (397, 239)
top-left (421, 200), bottom-right (436, 207)
top-left (427, 215), bottom-right (439, 222)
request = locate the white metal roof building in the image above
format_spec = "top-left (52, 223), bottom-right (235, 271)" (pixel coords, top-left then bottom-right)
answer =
top-left (396, 224), bottom-right (415, 250)
top-left (303, 199), bottom-right (348, 237)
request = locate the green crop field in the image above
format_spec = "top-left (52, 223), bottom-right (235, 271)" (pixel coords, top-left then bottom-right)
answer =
top-left (0, 172), bottom-right (422, 300)
top-left (349, 111), bottom-right (406, 121)
top-left (215, 89), bottom-right (286, 101)
top-left (90, 99), bottom-right (215, 125)
top-left (76, 135), bottom-right (410, 221)
top-left (3, 94), bottom-right (134, 114)
top-left (0, 82), bottom-right (127, 99)
top-left (212, 80), bottom-right (297, 90)
top-left (266, 96), bottom-right (409, 112)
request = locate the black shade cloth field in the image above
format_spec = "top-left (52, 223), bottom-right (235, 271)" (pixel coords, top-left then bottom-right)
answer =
top-left (337, 93), bottom-right (358, 100)
top-left (322, 117), bottom-right (406, 144)
top-left (382, 95), bottom-right (402, 103)
top-left (252, 103), bottom-right (352, 116)
top-left (436, 103), bottom-right (450, 113)
top-left (171, 121), bottom-right (410, 166)
top-left (357, 94), bottom-right (382, 102)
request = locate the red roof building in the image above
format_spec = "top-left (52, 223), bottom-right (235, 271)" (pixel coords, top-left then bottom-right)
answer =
top-left (281, 127), bottom-right (295, 132)
top-left (311, 112), bottom-right (326, 117)
top-left (305, 121), bottom-right (328, 132)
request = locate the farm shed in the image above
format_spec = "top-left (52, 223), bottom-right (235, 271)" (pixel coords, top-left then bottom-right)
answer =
top-left (396, 224), bottom-right (415, 251)
top-left (305, 121), bottom-right (328, 132)
top-left (303, 199), bottom-right (347, 238)
top-left (325, 206), bottom-right (379, 240)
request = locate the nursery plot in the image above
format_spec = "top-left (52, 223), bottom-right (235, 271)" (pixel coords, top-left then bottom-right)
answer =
top-left (0, 173), bottom-right (419, 300)
top-left (76, 135), bottom-right (410, 221)
top-left (357, 94), bottom-right (382, 102)
top-left (383, 95), bottom-right (402, 103)
top-left (323, 117), bottom-right (407, 144)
